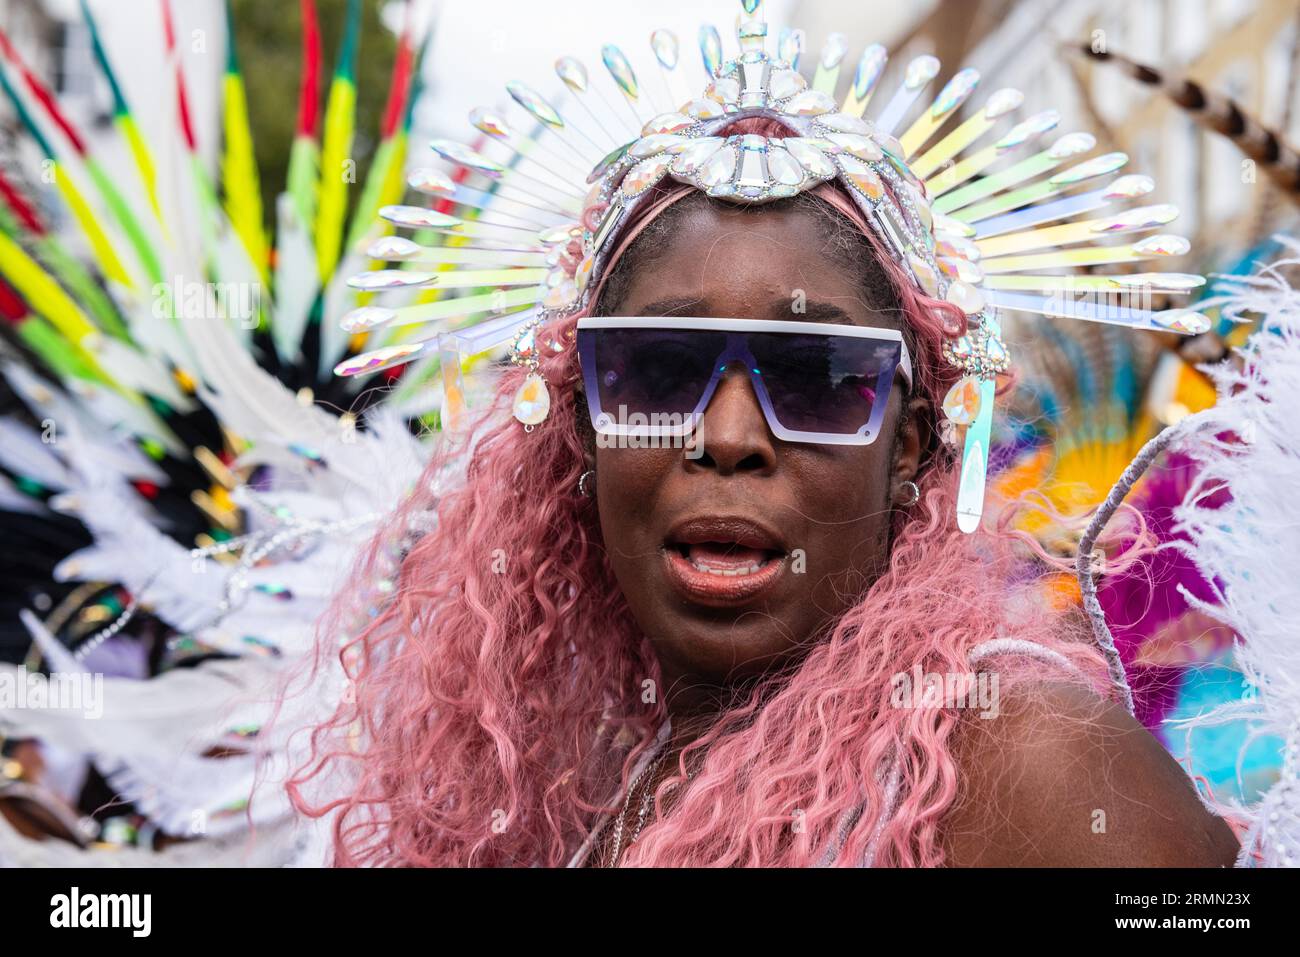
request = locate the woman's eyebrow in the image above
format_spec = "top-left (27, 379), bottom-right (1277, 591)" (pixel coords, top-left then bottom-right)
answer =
top-left (633, 297), bottom-right (704, 317)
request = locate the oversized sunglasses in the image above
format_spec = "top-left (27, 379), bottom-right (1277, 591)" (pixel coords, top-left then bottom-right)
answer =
top-left (576, 317), bottom-right (913, 446)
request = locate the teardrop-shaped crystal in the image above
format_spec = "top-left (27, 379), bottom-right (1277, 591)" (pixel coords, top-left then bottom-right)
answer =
top-left (904, 182), bottom-right (933, 233)
top-left (778, 28), bottom-right (805, 68)
top-left (366, 236), bottom-right (421, 260)
top-left (334, 343), bottom-right (424, 377)
top-left (766, 147), bottom-right (804, 187)
top-left (630, 134), bottom-right (687, 159)
top-left (1050, 152), bottom-right (1128, 186)
top-left (513, 372), bottom-right (551, 425)
top-left (698, 145), bottom-right (737, 187)
top-left (348, 269), bottom-right (437, 291)
top-left (555, 56), bottom-right (588, 93)
top-left (930, 68), bottom-right (979, 119)
top-left (1091, 204), bottom-right (1180, 234)
top-left (429, 139), bottom-right (505, 175)
top-left (708, 77), bottom-right (741, 103)
top-left (470, 107), bottom-right (511, 139)
top-left (1110, 272), bottom-right (1205, 291)
top-left (651, 29), bottom-right (679, 69)
top-left (643, 112), bottom-right (694, 136)
top-left (852, 44), bottom-right (888, 100)
top-left (1132, 234), bottom-right (1191, 257)
top-left (908, 254), bottom-right (941, 297)
top-left (537, 224), bottom-right (580, 244)
top-left (622, 154), bottom-right (673, 198)
top-left (685, 97), bottom-right (727, 120)
top-left (407, 167), bottom-right (456, 195)
top-left (742, 0), bottom-right (761, 13)
top-left (875, 133), bottom-right (907, 164)
top-left (825, 133), bottom-right (883, 162)
top-left (340, 306), bottom-right (396, 333)
top-left (1046, 132), bottom-right (1097, 160)
top-left (838, 155), bottom-right (885, 202)
top-left (1104, 174), bottom-right (1156, 200)
top-left (943, 375), bottom-right (982, 425)
top-left (938, 256), bottom-right (983, 284)
top-left (784, 138), bottom-right (836, 177)
top-left (507, 81), bottom-right (564, 129)
top-left (698, 25), bottom-right (722, 76)
top-left (380, 205), bottom-right (463, 230)
top-left (932, 212), bottom-right (977, 238)
top-left (937, 234), bottom-right (981, 261)
top-left (820, 33), bottom-right (849, 70)
top-left (904, 55), bottom-right (940, 90)
top-left (768, 68), bottom-right (806, 100)
top-left (945, 280), bottom-right (985, 316)
top-left (985, 335), bottom-right (1009, 364)
top-left (378, 206), bottom-right (458, 230)
top-left (994, 110), bottom-right (1060, 151)
top-left (982, 88), bottom-right (1024, 120)
top-left (783, 89), bottom-right (836, 116)
top-left (671, 137), bottom-right (725, 175)
top-left (513, 326), bottom-right (537, 362)
top-left (602, 44), bottom-right (639, 99)
top-left (1152, 310), bottom-right (1211, 335)
top-left (587, 143), bottom-right (630, 184)
top-left (819, 113), bottom-right (872, 135)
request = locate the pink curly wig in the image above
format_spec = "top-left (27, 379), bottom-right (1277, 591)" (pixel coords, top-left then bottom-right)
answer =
top-left (285, 117), bottom-right (1143, 867)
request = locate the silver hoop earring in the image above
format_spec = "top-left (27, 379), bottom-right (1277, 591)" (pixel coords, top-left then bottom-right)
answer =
top-left (578, 470), bottom-right (595, 499)
top-left (899, 480), bottom-right (920, 507)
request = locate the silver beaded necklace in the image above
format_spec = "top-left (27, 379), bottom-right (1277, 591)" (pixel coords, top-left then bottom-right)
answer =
top-left (601, 746), bottom-right (700, 867)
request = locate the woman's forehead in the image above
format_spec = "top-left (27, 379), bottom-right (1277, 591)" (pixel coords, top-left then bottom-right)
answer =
top-left (607, 199), bottom-right (902, 326)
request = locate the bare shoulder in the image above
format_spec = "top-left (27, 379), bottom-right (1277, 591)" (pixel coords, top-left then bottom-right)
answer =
top-left (940, 679), bottom-right (1240, 867)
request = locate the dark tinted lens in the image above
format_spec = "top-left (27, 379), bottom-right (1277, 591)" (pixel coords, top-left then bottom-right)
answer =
top-left (749, 332), bottom-right (899, 435)
top-left (584, 327), bottom-right (724, 421)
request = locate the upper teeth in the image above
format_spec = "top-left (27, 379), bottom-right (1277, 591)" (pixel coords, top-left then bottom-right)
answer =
top-left (689, 558), bottom-right (766, 576)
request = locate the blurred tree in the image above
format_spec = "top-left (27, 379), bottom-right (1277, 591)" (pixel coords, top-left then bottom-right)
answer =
top-left (228, 0), bottom-right (397, 231)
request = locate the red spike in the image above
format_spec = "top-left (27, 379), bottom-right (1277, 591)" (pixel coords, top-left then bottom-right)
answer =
top-left (0, 25), bottom-right (89, 155)
top-left (297, 0), bottom-right (322, 137)
top-left (160, 0), bottom-right (176, 49)
top-left (0, 277), bottom-right (30, 323)
top-left (0, 166), bottom-right (46, 235)
top-left (161, 0), bottom-right (198, 152)
top-left (379, 3), bottom-right (416, 140)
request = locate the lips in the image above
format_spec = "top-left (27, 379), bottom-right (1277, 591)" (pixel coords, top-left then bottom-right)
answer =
top-left (662, 516), bottom-right (789, 605)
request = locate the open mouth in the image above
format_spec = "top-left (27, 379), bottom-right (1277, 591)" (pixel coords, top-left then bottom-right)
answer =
top-left (669, 540), bottom-right (787, 577)
top-left (661, 516), bottom-right (790, 604)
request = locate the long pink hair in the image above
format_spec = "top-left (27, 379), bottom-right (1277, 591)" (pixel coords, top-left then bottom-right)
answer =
top-left (285, 118), bottom-right (1143, 866)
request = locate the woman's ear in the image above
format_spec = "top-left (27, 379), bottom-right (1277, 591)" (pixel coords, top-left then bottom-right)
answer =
top-left (890, 394), bottom-right (933, 505)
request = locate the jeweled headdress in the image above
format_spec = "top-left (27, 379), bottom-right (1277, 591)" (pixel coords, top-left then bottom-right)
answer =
top-left (338, 0), bottom-right (1210, 533)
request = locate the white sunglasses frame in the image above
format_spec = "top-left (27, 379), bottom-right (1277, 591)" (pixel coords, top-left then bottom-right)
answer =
top-left (575, 316), bottom-right (915, 447)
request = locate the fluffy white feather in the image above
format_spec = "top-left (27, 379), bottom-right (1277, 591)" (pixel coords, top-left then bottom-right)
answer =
top-left (1166, 237), bottom-right (1300, 868)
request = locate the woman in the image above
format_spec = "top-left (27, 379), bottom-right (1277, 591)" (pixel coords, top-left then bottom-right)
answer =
top-left (289, 113), bottom-right (1242, 868)
top-left (287, 97), bottom-right (1240, 865)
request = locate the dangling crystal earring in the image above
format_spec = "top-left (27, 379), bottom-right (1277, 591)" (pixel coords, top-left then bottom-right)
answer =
top-left (578, 470), bottom-right (595, 499)
top-left (898, 480), bottom-right (920, 507)
top-left (511, 315), bottom-right (552, 430)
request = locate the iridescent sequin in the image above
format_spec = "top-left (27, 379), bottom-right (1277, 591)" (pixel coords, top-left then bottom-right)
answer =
top-left (651, 29), bottom-right (679, 70)
top-left (555, 56), bottom-right (588, 93)
top-left (602, 45), bottom-right (639, 99)
top-left (507, 82), bottom-right (564, 129)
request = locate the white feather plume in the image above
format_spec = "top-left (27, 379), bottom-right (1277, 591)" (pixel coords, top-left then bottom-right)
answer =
top-left (1165, 236), bottom-right (1300, 868)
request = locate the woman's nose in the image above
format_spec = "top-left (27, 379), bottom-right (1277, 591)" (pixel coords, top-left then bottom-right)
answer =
top-left (688, 363), bottom-right (777, 475)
